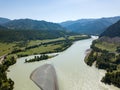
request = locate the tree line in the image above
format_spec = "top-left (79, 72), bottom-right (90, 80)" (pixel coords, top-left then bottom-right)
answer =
top-left (86, 40), bottom-right (120, 88)
top-left (25, 54), bottom-right (49, 63)
top-left (0, 56), bottom-right (16, 90)
top-left (0, 29), bottom-right (71, 42)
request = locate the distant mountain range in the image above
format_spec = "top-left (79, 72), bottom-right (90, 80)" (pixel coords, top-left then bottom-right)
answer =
top-left (2, 19), bottom-right (66, 31)
top-left (0, 18), bottom-right (75, 42)
top-left (60, 16), bottom-right (120, 35)
top-left (0, 16), bottom-right (120, 35)
top-left (0, 17), bottom-right (10, 24)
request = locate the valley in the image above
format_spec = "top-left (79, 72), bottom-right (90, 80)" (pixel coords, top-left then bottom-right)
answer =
top-left (0, 16), bottom-right (120, 90)
top-left (0, 35), bottom-right (90, 57)
top-left (1, 0), bottom-right (120, 90)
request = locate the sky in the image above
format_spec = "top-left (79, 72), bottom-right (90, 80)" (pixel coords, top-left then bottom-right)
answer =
top-left (0, 0), bottom-right (120, 22)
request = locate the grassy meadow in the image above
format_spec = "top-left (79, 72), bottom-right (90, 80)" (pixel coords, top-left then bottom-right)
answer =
top-left (0, 35), bottom-right (90, 58)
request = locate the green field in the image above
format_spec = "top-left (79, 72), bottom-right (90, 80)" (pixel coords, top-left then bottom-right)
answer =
top-left (27, 37), bottom-right (65, 47)
top-left (95, 41), bottom-right (119, 52)
top-left (16, 44), bottom-right (61, 55)
top-left (0, 43), bottom-right (16, 56)
top-left (0, 35), bottom-right (90, 57)
top-left (0, 37), bottom-right (64, 56)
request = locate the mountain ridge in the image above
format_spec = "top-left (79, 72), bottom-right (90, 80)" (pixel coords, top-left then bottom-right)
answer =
top-left (0, 17), bottom-right (11, 24)
top-left (60, 16), bottom-right (120, 35)
top-left (2, 19), bottom-right (66, 31)
top-left (100, 20), bottom-right (120, 38)
top-left (0, 18), bottom-right (77, 42)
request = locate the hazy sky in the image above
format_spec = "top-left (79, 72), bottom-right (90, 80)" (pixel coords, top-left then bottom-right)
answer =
top-left (0, 0), bottom-right (120, 22)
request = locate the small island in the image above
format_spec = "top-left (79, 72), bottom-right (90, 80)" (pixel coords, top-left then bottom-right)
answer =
top-left (25, 54), bottom-right (58, 63)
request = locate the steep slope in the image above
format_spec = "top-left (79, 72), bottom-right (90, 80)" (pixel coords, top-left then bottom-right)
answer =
top-left (60, 16), bottom-right (120, 35)
top-left (100, 20), bottom-right (120, 37)
top-left (3, 19), bottom-right (65, 31)
top-left (0, 17), bottom-right (10, 24)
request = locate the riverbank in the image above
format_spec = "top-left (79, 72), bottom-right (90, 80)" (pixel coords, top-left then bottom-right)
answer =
top-left (85, 38), bottom-right (120, 89)
top-left (30, 64), bottom-right (59, 90)
top-left (6, 35), bottom-right (90, 90)
top-left (91, 62), bottom-right (120, 90)
top-left (0, 35), bottom-right (90, 58)
top-left (8, 37), bottom-right (116, 90)
top-left (34, 38), bottom-right (113, 90)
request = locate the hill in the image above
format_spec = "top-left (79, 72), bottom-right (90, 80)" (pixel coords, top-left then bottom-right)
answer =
top-left (0, 17), bottom-right (10, 24)
top-left (0, 29), bottom-right (75, 42)
top-left (0, 25), bottom-right (7, 30)
top-left (0, 18), bottom-right (76, 42)
top-left (60, 16), bottom-right (120, 35)
top-left (100, 20), bottom-right (120, 37)
top-left (3, 19), bottom-right (66, 31)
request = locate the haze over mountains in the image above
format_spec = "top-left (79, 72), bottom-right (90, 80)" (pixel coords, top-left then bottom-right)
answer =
top-left (2, 19), bottom-right (66, 31)
top-left (0, 16), bottom-right (120, 35)
top-left (0, 17), bottom-right (10, 24)
top-left (60, 16), bottom-right (120, 35)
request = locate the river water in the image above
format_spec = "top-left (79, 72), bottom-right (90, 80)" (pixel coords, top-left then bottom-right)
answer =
top-left (7, 37), bottom-right (120, 90)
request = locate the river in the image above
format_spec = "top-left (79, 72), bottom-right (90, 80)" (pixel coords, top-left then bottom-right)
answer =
top-left (7, 37), bottom-right (120, 90)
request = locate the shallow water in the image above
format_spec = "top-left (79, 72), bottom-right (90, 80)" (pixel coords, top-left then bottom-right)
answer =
top-left (50, 38), bottom-right (103, 90)
top-left (7, 37), bottom-right (120, 90)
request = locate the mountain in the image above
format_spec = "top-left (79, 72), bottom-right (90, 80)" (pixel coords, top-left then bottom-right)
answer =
top-left (0, 17), bottom-right (10, 24)
top-left (0, 29), bottom-right (72, 42)
top-left (60, 16), bottom-right (120, 35)
top-left (3, 19), bottom-right (66, 31)
top-left (100, 20), bottom-right (120, 38)
top-left (0, 25), bottom-right (7, 30)
top-left (0, 18), bottom-right (78, 42)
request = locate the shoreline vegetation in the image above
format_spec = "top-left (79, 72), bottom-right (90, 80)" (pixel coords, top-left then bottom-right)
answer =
top-left (85, 39), bottom-right (120, 88)
top-left (0, 35), bottom-right (90, 58)
top-left (0, 34), bottom-right (90, 90)
top-left (0, 56), bottom-right (16, 90)
top-left (25, 54), bottom-right (58, 63)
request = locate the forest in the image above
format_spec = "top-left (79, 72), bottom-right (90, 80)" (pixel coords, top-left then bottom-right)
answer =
top-left (0, 56), bottom-right (16, 90)
top-left (0, 29), bottom-right (75, 42)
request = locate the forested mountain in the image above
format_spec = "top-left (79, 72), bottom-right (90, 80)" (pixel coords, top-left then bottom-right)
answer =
top-left (0, 18), bottom-right (75, 42)
top-left (100, 20), bottom-right (120, 37)
top-left (0, 25), bottom-right (7, 30)
top-left (0, 17), bottom-right (10, 24)
top-left (60, 16), bottom-right (120, 35)
top-left (0, 29), bottom-right (72, 42)
top-left (2, 19), bottom-right (65, 31)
